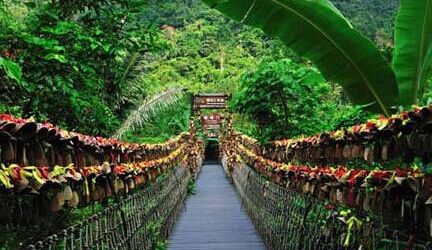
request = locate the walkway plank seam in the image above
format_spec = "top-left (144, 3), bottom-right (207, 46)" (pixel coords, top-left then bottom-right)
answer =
top-left (168, 164), bottom-right (265, 250)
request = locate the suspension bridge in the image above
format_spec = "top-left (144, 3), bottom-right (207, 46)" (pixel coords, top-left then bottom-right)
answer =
top-left (1, 96), bottom-right (432, 249)
top-left (168, 163), bottom-right (264, 250)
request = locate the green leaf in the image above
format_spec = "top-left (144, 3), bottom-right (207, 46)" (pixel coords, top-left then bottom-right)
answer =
top-left (44, 53), bottom-right (68, 63)
top-left (21, 33), bottom-right (59, 49)
top-left (0, 56), bottom-right (22, 83)
top-left (202, 0), bottom-right (398, 115)
top-left (306, 0), bottom-right (353, 28)
top-left (393, 0), bottom-right (432, 105)
top-left (421, 46), bottom-right (432, 91)
top-left (102, 44), bottom-right (111, 52)
top-left (90, 43), bottom-right (98, 50)
top-left (52, 46), bottom-right (66, 52)
top-left (43, 21), bottom-right (80, 35)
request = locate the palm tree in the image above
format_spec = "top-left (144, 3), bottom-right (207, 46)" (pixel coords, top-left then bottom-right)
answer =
top-left (113, 87), bottom-right (186, 139)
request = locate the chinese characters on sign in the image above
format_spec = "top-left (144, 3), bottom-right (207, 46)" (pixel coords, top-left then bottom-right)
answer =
top-left (193, 94), bottom-right (229, 113)
top-left (201, 114), bottom-right (222, 124)
top-left (201, 113), bottom-right (224, 138)
top-left (205, 131), bottom-right (218, 138)
top-left (193, 94), bottom-right (229, 138)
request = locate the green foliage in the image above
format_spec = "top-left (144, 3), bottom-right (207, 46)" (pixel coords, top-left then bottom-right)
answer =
top-left (331, 0), bottom-right (398, 48)
top-left (156, 240), bottom-right (168, 250)
top-left (135, 0), bottom-right (296, 95)
top-left (115, 88), bottom-right (187, 139)
top-left (0, 0), bottom-right (165, 136)
top-left (116, 0), bottom-right (299, 140)
top-left (121, 98), bottom-right (191, 143)
top-left (419, 77), bottom-right (432, 105)
top-left (0, 55), bottom-right (22, 83)
top-left (204, 0), bottom-right (432, 114)
top-left (0, 0), bottom-right (402, 143)
top-left (201, 0), bottom-right (399, 115)
top-left (187, 179), bottom-right (197, 195)
top-left (393, 0), bottom-right (432, 105)
top-left (231, 59), bottom-right (369, 141)
top-left (0, 103), bottom-right (21, 117)
top-left (147, 221), bottom-right (167, 250)
top-left (232, 113), bottom-right (259, 138)
top-left (1, 0), bottom-right (297, 141)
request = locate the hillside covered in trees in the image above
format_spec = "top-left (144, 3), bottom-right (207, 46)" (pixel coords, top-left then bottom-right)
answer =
top-left (332, 0), bottom-right (398, 48)
top-left (3, 0), bottom-right (432, 249)
top-left (0, 0), bottom-right (405, 142)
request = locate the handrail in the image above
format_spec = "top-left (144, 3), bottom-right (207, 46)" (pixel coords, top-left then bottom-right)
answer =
top-left (228, 160), bottom-right (431, 249)
top-left (241, 105), bottom-right (432, 167)
top-left (24, 165), bottom-right (191, 250)
top-left (219, 106), bottom-right (432, 246)
top-left (0, 114), bottom-right (204, 245)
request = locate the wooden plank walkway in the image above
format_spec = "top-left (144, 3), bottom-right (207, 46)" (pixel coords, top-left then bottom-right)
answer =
top-left (168, 164), bottom-right (265, 250)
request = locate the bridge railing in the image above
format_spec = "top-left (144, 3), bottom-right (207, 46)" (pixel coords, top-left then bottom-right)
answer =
top-left (25, 165), bottom-right (191, 250)
top-left (220, 106), bottom-right (432, 249)
top-left (228, 161), bottom-right (432, 250)
top-left (0, 114), bottom-right (204, 248)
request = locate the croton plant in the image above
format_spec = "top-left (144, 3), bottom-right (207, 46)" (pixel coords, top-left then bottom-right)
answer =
top-left (221, 106), bottom-right (432, 239)
top-left (0, 114), bottom-right (202, 212)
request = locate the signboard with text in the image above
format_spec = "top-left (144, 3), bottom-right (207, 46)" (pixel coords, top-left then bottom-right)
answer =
top-left (201, 114), bottom-right (222, 123)
top-left (204, 131), bottom-right (218, 138)
top-left (200, 112), bottom-right (224, 138)
top-left (193, 94), bottom-right (229, 113)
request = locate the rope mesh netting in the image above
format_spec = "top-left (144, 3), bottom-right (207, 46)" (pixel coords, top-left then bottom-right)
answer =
top-left (25, 166), bottom-right (190, 250)
top-left (229, 161), bottom-right (431, 250)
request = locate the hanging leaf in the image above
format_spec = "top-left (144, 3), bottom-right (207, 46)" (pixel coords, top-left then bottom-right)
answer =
top-left (394, 0), bottom-right (432, 105)
top-left (0, 56), bottom-right (22, 83)
top-left (202, 0), bottom-right (398, 116)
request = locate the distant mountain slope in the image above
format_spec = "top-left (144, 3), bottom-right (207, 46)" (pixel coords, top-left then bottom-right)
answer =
top-left (331, 0), bottom-right (399, 47)
top-left (143, 0), bottom-right (398, 47)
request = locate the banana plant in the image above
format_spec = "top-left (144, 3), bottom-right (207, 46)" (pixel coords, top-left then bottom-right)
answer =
top-left (393, 0), bottom-right (432, 105)
top-left (202, 0), bottom-right (432, 115)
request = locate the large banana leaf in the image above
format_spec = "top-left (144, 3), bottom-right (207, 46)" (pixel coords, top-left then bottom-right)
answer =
top-left (202, 0), bottom-right (398, 115)
top-left (422, 46), bottom-right (432, 90)
top-left (393, 0), bottom-right (432, 105)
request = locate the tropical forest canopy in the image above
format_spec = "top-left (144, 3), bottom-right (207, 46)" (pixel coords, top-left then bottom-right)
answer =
top-left (1, 0), bottom-right (431, 143)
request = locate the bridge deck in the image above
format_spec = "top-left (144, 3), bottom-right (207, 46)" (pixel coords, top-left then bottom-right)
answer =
top-left (168, 164), bottom-right (265, 250)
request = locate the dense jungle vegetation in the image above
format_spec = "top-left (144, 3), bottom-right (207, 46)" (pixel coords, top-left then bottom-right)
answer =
top-left (2, 0), bottom-right (432, 248)
top-left (0, 0), bottom-right (418, 143)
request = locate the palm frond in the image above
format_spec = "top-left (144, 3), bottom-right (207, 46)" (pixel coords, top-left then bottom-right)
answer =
top-left (113, 87), bottom-right (187, 139)
top-left (119, 52), bottom-right (170, 106)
